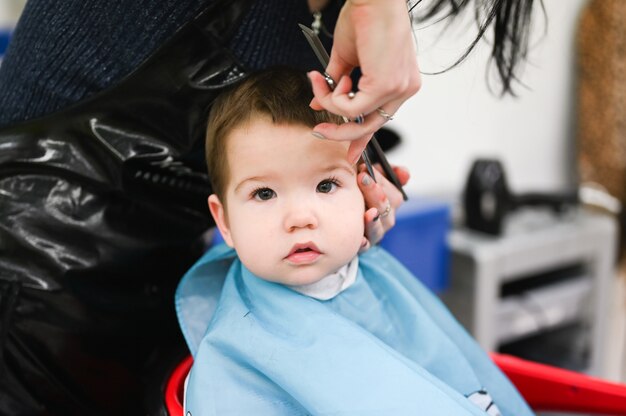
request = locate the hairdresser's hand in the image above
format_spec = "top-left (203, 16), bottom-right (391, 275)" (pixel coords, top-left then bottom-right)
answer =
top-left (309, 0), bottom-right (421, 163)
top-left (359, 163), bottom-right (410, 251)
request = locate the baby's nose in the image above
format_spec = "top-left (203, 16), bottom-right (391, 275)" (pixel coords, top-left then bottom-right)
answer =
top-left (283, 199), bottom-right (319, 231)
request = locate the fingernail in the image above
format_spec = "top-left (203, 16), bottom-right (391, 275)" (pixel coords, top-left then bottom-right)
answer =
top-left (311, 131), bottom-right (326, 140)
top-left (350, 153), bottom-right (360, 165)
top-left (361, 174), bottom-right (372, 186)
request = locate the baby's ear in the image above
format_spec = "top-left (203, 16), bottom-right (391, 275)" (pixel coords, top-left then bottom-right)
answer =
top-left (208, 194), bottom-right (234, 247)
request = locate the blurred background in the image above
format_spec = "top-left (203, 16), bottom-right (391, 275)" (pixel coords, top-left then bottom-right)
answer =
top-left (397, 0), bottom-right (585, 198)
top-left (0, 0), bottom-right (23, 64)
top-left (382, 0), bottom-right (626, 386)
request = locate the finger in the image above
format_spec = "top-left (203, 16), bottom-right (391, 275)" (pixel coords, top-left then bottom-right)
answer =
top-left (324, 53), bottom-right (355, 87)
top-left (308, 56), bottom-right (354, 108)
top-left (359, 236), bottom-right (372, 254)
top-left (368, 163), bottom-right (411, 186)
top-left (363, 206), bottom-right (385, 247)
top-left (377, 172), bottom-right (403, 215)
top-left (392, 165), bottom-right (410, 186)
top-left (310, 96), bottom-right (322, 111)
top-left (339, 88), bottom-right (394, 118)
top-left (359, 167), bottom-right (400, 227)
top-left (359, 163), bottom-right (410, 245)
top-left (358, 235), bottom-right (371, 254)
top-left (347, 69), bottom-right (421, 116)
top-left (313, 121), bottom-right (374, 143)
top-left (314, 79), bottom-right (411, 120)
top-left (310, 74), bottom-right (353, 111)
top-left (358, 169), bottom-right (389, 214)
top-left (347, 136), bottom-right (370, 165)
top-left (334, 75), bottom-right (353, 96)
top-left (312, 102), bottom-right (394, 142)
top-left (308, 71), bottom-right (333, 108)
top-left (313, 90), bottom-right (384, 120)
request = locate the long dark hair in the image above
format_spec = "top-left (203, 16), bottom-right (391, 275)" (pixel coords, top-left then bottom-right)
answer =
top-left (410, 0), bottom-right (545, 96)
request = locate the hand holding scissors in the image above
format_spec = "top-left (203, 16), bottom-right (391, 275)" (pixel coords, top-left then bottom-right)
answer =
top-left (300, 23), bottom-right (408, 201)
top-left (307, 0), bottom-right (420, 164)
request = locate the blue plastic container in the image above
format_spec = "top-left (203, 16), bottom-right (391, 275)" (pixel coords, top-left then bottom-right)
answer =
top-left (380, 198), bottom-right (451, 293)
top-left (0, 29), bottom-right (11, 63)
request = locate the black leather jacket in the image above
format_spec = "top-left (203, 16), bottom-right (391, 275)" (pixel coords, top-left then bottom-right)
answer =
top-left (0, 0), bottom-right (337, 414)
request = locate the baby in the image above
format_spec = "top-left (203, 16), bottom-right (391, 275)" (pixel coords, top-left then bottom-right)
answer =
top-left (205, 69), bottom-right (365, 297)
top-left (175, 67), bottom-right (534, 416)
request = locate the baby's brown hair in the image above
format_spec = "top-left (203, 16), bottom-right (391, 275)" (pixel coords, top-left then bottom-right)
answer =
top-left (205, 67), bottom-right (342, 201)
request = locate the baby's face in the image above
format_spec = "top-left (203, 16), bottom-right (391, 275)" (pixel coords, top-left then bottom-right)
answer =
top-left (209, 115), bottom-right (365, 286)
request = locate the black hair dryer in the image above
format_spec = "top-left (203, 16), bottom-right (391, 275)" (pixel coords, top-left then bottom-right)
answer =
top-left (463, 159), bottom-right (579, 235)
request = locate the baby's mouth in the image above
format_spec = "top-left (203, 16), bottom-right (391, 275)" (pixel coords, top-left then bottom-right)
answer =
top-left (285, 242), bottom-right (321, 264)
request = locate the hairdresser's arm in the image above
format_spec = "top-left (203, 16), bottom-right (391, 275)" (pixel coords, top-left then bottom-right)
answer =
top-left (309, 0), bottom-right (421, 163)
top-left (359, 163), bottom-right (410, 249)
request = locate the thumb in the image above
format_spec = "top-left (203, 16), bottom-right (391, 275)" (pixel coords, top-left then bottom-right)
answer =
top-left (324, 54), bottom-right (354, 83)
top-left (347, 136), bottom-right (371, 164)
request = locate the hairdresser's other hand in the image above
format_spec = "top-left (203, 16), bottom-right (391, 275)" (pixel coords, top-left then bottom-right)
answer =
top-left (359, 163), bottom-right (410, 251)
top-left (309, 0), bottom-right (420, 163)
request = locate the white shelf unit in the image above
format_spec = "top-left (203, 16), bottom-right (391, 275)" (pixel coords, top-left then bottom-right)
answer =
top-left (442, 209), bottom-right (618, 377)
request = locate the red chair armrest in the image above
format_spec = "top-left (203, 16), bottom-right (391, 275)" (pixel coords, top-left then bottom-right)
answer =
top-left (165, 355), bottom-right (193, 416)
top-left (492, 353), bottom-right (626, 414)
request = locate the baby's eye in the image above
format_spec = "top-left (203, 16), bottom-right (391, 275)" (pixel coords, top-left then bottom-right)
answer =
top-left (316, 179), bottom-right (338, 194)
top-left (252, 188), bottom-right (276, 201)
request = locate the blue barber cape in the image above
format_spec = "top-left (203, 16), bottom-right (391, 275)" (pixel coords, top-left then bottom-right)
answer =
top-left (176, 244), bottom-right (533, 415)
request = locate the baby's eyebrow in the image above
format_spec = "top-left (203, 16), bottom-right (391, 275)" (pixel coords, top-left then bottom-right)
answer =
top-left (233, 175), bottom-right (269, 193)
top-left (321, 163), bottom-right (356, 176)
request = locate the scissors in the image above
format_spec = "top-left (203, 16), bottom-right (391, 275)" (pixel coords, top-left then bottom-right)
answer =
top-left (299, 24), bottom-right (408, 201)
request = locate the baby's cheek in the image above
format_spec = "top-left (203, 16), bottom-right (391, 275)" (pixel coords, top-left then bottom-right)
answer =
top-left (341, 211), bottom-right (366, 247)
top-left (331, 189), bottom-right (366, 236)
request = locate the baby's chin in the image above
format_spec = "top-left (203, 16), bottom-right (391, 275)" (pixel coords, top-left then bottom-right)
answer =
top-left (245, 263), bottom-right (334, 286)
top-left (257, 268), bottom-right (328, 286)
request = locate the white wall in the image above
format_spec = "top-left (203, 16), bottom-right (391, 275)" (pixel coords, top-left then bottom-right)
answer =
top-left (0, 0), bottom-right (25, 29)
top-left (389, 0), bottom-right (589, 198)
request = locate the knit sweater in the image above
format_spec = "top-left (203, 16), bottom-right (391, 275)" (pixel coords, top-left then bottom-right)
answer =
top-left (0, 0), bottom-right (339, 128)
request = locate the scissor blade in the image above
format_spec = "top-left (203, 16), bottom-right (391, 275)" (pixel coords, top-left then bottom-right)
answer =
top-left (361, 149), bottom-right (377, 181)
top-left (369, 138), bottom-right (409, 201)
top-left (298, 24), bottom-right (330, 68)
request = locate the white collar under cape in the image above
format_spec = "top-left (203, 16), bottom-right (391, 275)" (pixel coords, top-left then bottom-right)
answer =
top-left (287, 256), bottom-right (358, 301)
